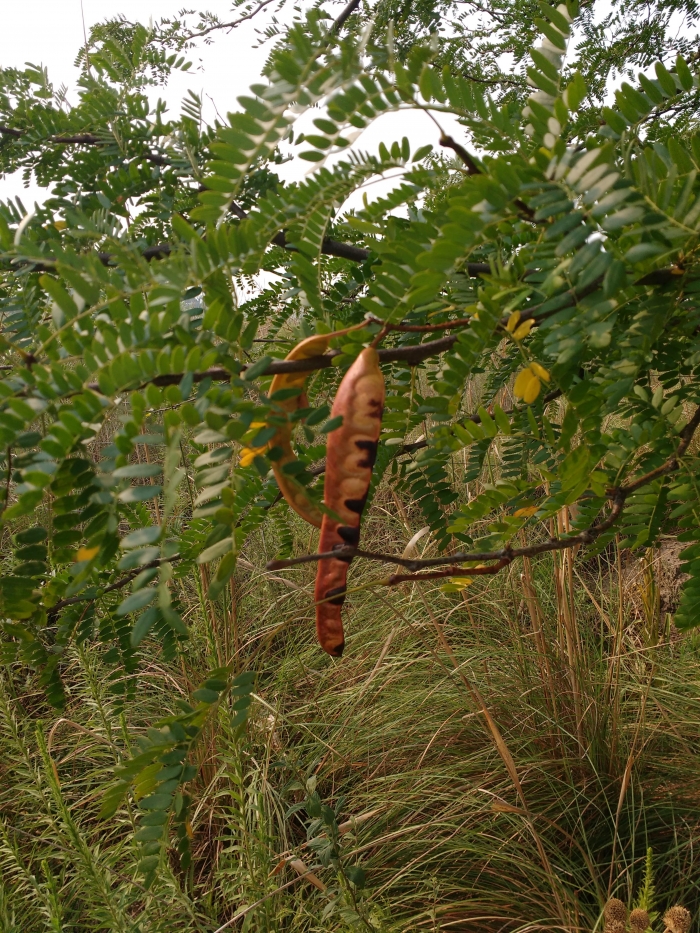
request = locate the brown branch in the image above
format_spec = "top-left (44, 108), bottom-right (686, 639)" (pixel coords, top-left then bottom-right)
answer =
top-left (364, 311), bottom-right (485, 332)
top-left (36, 257), bottom-right (678, 395)
top-left (509, 260), bottom-right (682, 332)
top-left (177, 0), bottom-right (278, 38)
top-left (615, 405), bottom-right (700, 496)
top-left (178, 0), bottom-right (358, 44)
top-left (267, 406), bottom-right (700, 579)
top-left (385, 558), bottom-right (511, 584)
top-left (378, 332), bottom-right (459, 363)
top-left (84, 334), bottom-right (463, 391)
top-left (332, 0), bottom-right (362, 31)
top-left (266, 503), bottom-right (615, 574)
top-left (0, 124), bottom-right (169, 166)
top-left (270, 227), bottom-right (372, 263)
top-left (438, 134), bottom-right (540, 221)
top-left (232, 199), bottom-right (490, 270)
top-left (18, 233), bottom-right (374, 272)
top-left (230, 197), bottom-right (368, 259)
top-left (266, 547), bottom-right (509, 571)
top-left (439, 135), bottom-right (481, 176)
top-left (47, 554), bottom-right (179, 617)
top-left (34, 407), bottom-right (700, 615)
top-left (51, 133), bottom-right (102, 145)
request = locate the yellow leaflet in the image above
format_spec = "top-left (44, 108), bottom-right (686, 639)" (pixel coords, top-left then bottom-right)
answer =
top-left (529, 361), bottom-right (550, 382)
top-left (513, 368), bottom-right (535, 398)
top-left (514, 506), bottom-right (538, 517)
top-left (513, 319), bottom-right (535, 341)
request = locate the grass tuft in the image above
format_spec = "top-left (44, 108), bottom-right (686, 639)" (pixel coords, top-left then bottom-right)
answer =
top-left (2, 501), bottom-right (700, 930)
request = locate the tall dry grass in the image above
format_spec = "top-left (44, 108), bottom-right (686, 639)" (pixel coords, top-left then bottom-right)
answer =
top-left (2, 489), bottom-right (700, 931)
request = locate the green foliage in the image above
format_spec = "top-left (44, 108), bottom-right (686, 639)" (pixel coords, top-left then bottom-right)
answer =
top-left (634, 847), bottom-right (659, 924)
top-left (1, 544), bottom-right (699, 929)
top-left (2, 0), bottom-right (700, 902)
top-left (101, 667), bottom-right (254, 885)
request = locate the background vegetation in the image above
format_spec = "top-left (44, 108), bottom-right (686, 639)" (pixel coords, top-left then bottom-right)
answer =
top-left (1, 0), bottom-right (700, 929)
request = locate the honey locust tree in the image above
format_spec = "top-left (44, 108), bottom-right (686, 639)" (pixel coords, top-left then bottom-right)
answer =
top-left (2, 0), bottom-right (700, 884)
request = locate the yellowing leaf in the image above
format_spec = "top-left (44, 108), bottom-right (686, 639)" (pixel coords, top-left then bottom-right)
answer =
top-left (75, 546), bottom-right (99, 562)
top-left (514, 368), bottom-right (535, 399)
top-left (53, 220), bottom-right (67, 230)
top-left (529, 361), bottom-right (550, 382)
top-left (449, 577), bottom-right (473, 589)
top-left (492, 801), bottom-right (526, 814)
top-left (515, 361), bottom-right (550, 404)
top-left (514, 506), bottom-right (538, 517)
top-left (288, 858), bottom-right (326, 892)
top-left (239, 423), bottom-right (270, 466)
top-left (513, 319), bottom-right (535, 341)
top-left (506, 310), bottom-right (521, 333)
top-left (239, 447), bottom-right (263, 467)
top-left (523, 374), bottom-right (541, 403)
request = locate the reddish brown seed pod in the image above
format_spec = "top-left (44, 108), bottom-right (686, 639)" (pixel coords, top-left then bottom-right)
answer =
top-left (314, 347), bottom-right (385, 656)
top-left (267, 324), bottom-right (366, 528)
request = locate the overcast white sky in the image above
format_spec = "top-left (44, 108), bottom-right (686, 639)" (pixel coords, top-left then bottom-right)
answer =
top-left (1, 1), bottom-right (693, 215)
top-left (0, 1), bottom-right (282, 204)
top-left (0, 0), bottom-right (458, 213)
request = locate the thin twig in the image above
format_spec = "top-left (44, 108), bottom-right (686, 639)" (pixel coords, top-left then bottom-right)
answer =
top-left (267, 408), bottom-right (700, 578)
top-left (84, 333), bottom-right (463, 392)
top-left (439, 134), bottom-right (481, 176)
top-left (183, 0), bottom-right (278, 39)
top-left (365, 313), bottom-right (479, 332)
top-left (384, 559), bottom-right (511, 584)
top-left (47, 554), bottom-right (180, 616)
top-left (0, 125), bottom-right (168, 166)
top-left (438, 133), bottom-right (537, 220)
top-left (620, 404), bottom-right (700, 493)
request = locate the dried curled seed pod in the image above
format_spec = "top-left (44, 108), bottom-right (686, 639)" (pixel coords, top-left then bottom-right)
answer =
top-left (629, 908), bottom-right (650, 933)
top-left (268, 325), bottom-right (366, 527)
top-left (314, 347), bottom-right (385, 656)
top-left (268, 333), bottom-right (330, 528)
top-left (604, 899), bottom-right (628, 933)
top-left (664, 906), bottom-right (691, 933)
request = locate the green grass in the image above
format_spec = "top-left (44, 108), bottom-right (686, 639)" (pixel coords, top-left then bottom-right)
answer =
top-left (1, 501), bottom-right (700, 931)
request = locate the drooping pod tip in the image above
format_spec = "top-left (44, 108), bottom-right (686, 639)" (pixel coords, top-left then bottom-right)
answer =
top-left (328, 640), bottom-right (344, 658)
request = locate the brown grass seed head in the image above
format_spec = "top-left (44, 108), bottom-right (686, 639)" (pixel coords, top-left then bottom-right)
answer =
top-left (664, 906), bottom-right (691, 933)
top-left (605, 899), bottom-right (628, 925)
top-left (629, 908), bottom-right (650, 933)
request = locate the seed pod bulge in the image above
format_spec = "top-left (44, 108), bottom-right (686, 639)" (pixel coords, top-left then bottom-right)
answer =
top-left (314, 347), bottom-right (385, 657)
